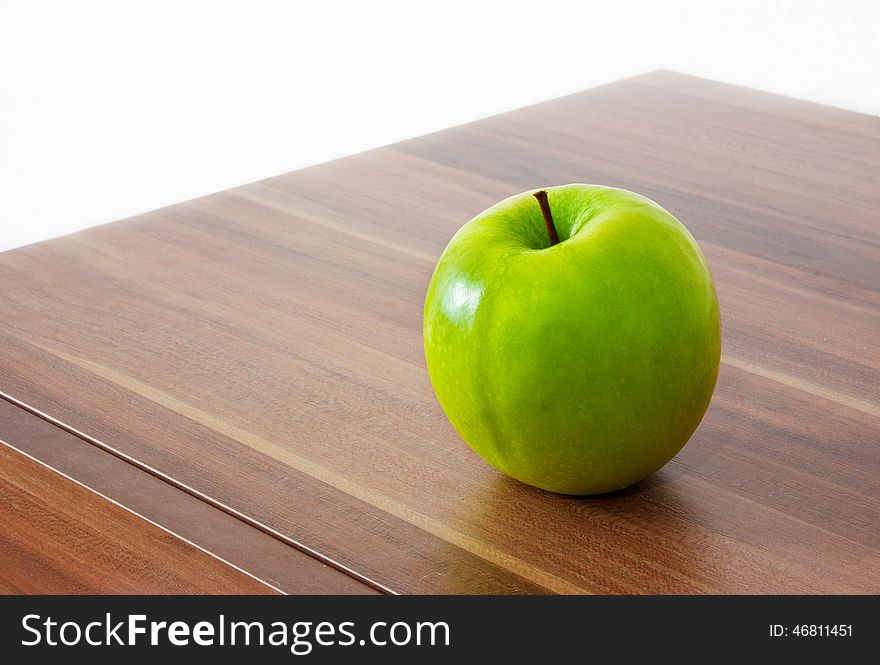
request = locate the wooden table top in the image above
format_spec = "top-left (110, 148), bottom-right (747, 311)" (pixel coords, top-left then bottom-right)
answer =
top-left (1, 71), bottom-right (877, 594)
top-left (0, 439), bottom-right (277, 594)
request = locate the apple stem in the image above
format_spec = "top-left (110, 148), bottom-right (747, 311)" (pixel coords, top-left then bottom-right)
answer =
top-left (533, 190), bottom-right (560, 247)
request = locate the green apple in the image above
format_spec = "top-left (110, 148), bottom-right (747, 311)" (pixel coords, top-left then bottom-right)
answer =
top-left (423, 184), bottom-right (720, 495)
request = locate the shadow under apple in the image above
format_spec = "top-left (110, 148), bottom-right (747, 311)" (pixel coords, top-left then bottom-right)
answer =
top-left (442, 459), bottom-right (724, 594)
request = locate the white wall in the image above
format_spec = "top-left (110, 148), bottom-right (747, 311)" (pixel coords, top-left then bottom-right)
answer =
top-left (1, 0), bottom-right (878, 252)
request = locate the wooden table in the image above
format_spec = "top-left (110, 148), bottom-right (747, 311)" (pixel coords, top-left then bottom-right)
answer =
top-left (1, 71), bottom-right (878, 594)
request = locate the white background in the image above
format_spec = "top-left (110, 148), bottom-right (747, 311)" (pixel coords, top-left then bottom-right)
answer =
top-left (1, 0), bottom-right (878, 252)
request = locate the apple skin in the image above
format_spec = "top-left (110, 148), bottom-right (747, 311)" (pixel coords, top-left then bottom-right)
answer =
top-left (423, 184), bottom-right (720, 495)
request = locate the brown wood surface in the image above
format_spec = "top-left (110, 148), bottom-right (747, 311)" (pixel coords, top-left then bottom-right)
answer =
top-left (0, 397), bottom-right (378, 594)
top-left (0, 70), bottom-right (877, 593)
top-left (0, 440), bottom-right (276, 594)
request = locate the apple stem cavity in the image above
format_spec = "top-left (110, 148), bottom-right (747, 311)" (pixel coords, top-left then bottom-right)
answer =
top-left (533, 190), bottom-right (560, 247)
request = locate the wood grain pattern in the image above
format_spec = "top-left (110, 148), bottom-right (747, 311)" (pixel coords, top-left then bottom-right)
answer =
top-left (0, 71), bottom-right (877, 593)
top-left (0, 441), bottom-right (276, 594)
top-left (0, 397), bottom-right (378, 594)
